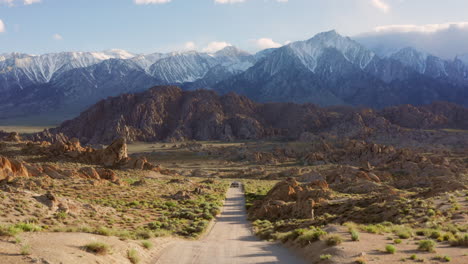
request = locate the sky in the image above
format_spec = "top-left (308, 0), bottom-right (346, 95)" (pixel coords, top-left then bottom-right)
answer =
top-left (1, 0), bottom-right (468, 55)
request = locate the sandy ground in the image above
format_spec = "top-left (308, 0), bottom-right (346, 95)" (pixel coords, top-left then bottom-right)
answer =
top-left (0, 126), bottom-right (53, 134)
top-left (291, 227), bottom-right (468, 264)
top-left (153, 186), bottom-right (307, 264)
top-left (0, 232), bottom-right (173, 264)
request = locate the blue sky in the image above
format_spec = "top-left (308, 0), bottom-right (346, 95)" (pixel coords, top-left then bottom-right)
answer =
top-left (1, 0), bottom-right (468, 54)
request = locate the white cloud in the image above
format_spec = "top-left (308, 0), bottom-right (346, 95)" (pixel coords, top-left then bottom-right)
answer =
top-left (0, 20), bottom-right (5, 33)
top-left (214, 0), bottom-right (287, 3)
top-left (52, 33), bottom-right (63, 40)
top-left (134, 0), bottom-right (171, 4)
top-left (24, 0), bottom-right (40, 5)
top-left (0, 0), bottom-right (41, 6)
top-left (357, 22), bottom-right (468, 59)
top-left (214, 0), bottom-right (246, 3)
top-left (253, 38), bottom-right (282, 49)
top-left (184, 41), bottom-right (196, 50)
top-left (370, 0), bottom-right (390, 13)
top-left (202, 41), bottom-right (231, 53)
top-left (373, 22), bottom-right (468, 34)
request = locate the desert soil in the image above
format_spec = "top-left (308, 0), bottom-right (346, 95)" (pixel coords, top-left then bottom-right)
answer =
top-left (0, 232), bottom-right (173, 264)
top-left (153, 185), bottom-right (307, 264)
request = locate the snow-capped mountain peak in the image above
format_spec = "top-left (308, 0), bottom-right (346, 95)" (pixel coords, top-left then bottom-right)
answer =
top-left (214, 46), bottom-right (250, 58)
top-left (129, 52), bottom-right (167, 72)
top-left (101, 49), bottom-right (136, 59)
top-left (4, 50), bottom-right (137, 83)
top-left (287, 30), bottom-right (375, 72)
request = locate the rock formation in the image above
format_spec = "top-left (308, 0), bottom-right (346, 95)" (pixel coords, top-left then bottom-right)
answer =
top-left (23, 137), bottom-right (160, 171)
top-left (0, 156), bottom-right (122, 185)
top-left (32, 86), bottom-right (468, 144)
top-left (248, 178), bottom-right (332, 220)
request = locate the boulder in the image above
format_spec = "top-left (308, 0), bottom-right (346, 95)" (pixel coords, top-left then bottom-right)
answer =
top-left (0, 156), bottom-right (29, 181)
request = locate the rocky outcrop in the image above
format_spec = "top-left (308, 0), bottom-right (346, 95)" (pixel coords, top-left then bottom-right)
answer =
top-left (0, 156), bottom-right (122, 185)
top-left (27, 130), bottom-right (69, 144)
top-left (23, 137), bottom-right (160, 171)
top-left (38, 86), bottom-right (468, 144)
top-left (0, 156), bottom-right (29, 181)
top-left (5, 132), bottom-right (21, 142)
top-left (248, 178), bottom-right (332, 220)
top-left (300, 139), bottom-right (466, 190)
top-left (380, 101), bottom-right (468, 130)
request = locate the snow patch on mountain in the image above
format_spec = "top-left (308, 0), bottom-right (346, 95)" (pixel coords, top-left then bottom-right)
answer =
top-left (213, 46), bottom-right (254, 72)
top-left (129, 53), bottom-right (168, 72)
top-left (148, 51), bottom-right (218, 83)
top-left (390, 47), bottom-right (429, 74)
top-left (6, 51), bottom-right (139, 83)
top-left (457, 54), bottom-right (468, 65)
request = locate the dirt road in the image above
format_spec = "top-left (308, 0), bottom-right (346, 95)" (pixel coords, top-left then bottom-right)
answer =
top-left (153, 186), bottom-right (306, 264)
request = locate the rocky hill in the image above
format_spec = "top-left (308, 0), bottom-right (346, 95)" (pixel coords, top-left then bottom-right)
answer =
top-left (41, 86), bottom-right (468, 145)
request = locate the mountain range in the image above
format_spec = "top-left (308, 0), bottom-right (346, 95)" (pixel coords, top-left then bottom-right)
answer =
top-left (1, 30), bottom-right (467, 123)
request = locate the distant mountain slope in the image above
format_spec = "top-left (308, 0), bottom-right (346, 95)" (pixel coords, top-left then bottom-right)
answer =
top-left (49, 86), bottom-right (468, 144)
top-left (213, 31), bottom-right (468, 108)
top-left (0, 46), bottom-right (256, 121)
top-left (1, 31), bottom-right (468, 122)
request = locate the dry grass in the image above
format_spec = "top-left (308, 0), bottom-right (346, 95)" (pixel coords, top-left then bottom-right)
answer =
top-left (83, 242), bottom-right (111, 255)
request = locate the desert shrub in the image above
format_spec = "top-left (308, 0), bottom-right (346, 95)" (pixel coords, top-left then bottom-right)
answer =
top-left (135, 229), bottom-right (152, 240)
top-left (344, 222), bottom-right (358, 230)
top-left (201, 212), bottom-right (214, 220)
top-left (442, 233), bottom-right (455, 242)
top-left (429, 230), bottom-right (442, 239)
top-left (164, 201), bottom-right (177, 207)
top-left (20, 244), bottom-right (31, 255)
top-left (434, 255), bottom-right (451, 262)
top-left (418, 240), bottom-right (436, 252)
top-left (115, 230), bottom-right (133, 240)
top-left (128, 248), bottom-right (140, 264)
top-left (320, 254), bottom-right (332, 260)
top-left (350, 230), bottom-right (360, 241)
top-left (449, 234), bottom-right (468, 247)
top-left (0, 225), bottom-right (22, 237)
top-left (14, 236), bottom-right (22, 244)
top-left (141, 241), bottom-right (153, 249)
top-left (355, 258), bottom-right (366, 264)
top-left (415, 229), bottom-right (426, 236)
top-left (385, 245), bottom-right (396, 254)
top-left (14, 222), bottom-right (42, 232)
top-left (394, 239), bottom-right (402, 244)
top-left (360, 223), bottom-right (392, 234)
top-left (394, 227), bottom-right (412, 239)
top-left (410, 254), bottom-right (417, 260)
top-left (297, 227), bottom-right (327, 246)
top-left (94, 226), bottom-right (112, 236)
top-left (54, 211), bottom-right (68, 219)
top-left (83, 242), bottom-right (111, 255)
top-left (325, 235), bottom-right (343, 246)
top-left (273, 231), bottom-right (294, 243)
top-left (147, 221), bottom-right (163, 230)
top-left (153, 229), bottom-right (171, 237)
top-left (272, 228), bottom-right (307, 242)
